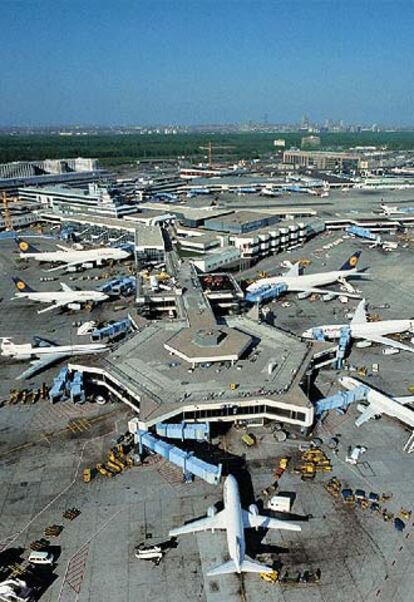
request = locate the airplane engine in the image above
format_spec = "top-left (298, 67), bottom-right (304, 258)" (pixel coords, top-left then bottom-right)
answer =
top-left (249, 504), bottom-right (259, 516)
top-left (207, 505), bottom-right (218, 532)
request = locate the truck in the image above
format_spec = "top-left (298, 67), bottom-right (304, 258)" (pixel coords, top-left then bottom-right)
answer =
top-left (266, 495), bottom-right (292, 513)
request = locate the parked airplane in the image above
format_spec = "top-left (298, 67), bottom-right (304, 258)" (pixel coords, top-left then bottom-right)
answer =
top-left (12, 277), bottom-right (109, 314)
top-left (346, 226), bottom-right (398, 251)
top-left (15, 238), bottom-right (131, 272)
top-left (260, 188), bottom-right (281, 197)
top-left (380, 204), bottom-right (414, 216)
top-left (0, 336), bottom-right (107, 379)
top-left (302, 299), bottom-right (414, 354)
top-left (246, 251), bottom-right (364, 299)
top-left (339, 375), bottom-right (414, 428)
top-left (169, 474), bottom-right (301, 576)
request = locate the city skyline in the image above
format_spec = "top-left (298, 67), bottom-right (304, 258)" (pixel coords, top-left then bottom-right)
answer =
top-left (1, 0), bottom-right (414, 126)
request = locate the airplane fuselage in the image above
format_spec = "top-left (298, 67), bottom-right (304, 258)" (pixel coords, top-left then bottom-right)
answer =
top-left (247, 268), bottom-right (359, 295)
top-left (14, 291), bottom-right (108, 304)
top-left (307, 319), bottom-right (413, 340)
top-left (20, 248), bottom-right (129, 265)
top-left (1, 341), bottom-right (107, 360)
top-left (224, 475), bottom-right (245, 572)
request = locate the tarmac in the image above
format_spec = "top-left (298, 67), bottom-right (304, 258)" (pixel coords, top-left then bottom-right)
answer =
top-left (0, 226), bottom-right (414, 602)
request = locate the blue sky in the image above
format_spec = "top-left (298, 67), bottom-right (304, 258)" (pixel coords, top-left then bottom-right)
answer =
top-left (1, 0), bottom-right (413, 125)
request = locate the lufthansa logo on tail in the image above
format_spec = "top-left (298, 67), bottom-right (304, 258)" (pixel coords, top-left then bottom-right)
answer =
top-left (19, 241), bottom-right (29, 251)
top-left (349, 255), bottom-right (358, 267)
top-left (16, 281), bottom-right (26, 290)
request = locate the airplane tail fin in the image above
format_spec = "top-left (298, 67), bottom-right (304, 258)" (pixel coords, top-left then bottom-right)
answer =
top-left (15, 238), bottom-right (40, 254)
top-left (207, 560), bottom-right (238, 576)
top-left (12, 277), bottom-right (35, 293)
top-left (241, 556), bottom-right (274, 574)
top-left (206, 556), bottom-right (273, 576)
top-left (340, 251), bottom-right (361, 271)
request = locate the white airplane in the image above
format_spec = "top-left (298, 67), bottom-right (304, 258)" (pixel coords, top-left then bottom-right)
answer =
top-left (15, 238), bottom-right (131, 272)
top-left (0, 577), bottom-right (32, 602)
top-left (380, 204), bottom-right (414, 216)
top-left (1, 336), bottom-right (107, 380)
top-left (169, 474), bottom-right (301, 576)
top-left (302, 299), bottom-right (414, 354)
top-left (246, 251), bottom-right (364, 299)
top-left (12, 277), bottom-right (109, 314)
top-left (339, 375), bottom-right (414, 428)
top-left (260, 188), bottom-right (281, 197)
top-left (363, 239), bottom-right (398, 252)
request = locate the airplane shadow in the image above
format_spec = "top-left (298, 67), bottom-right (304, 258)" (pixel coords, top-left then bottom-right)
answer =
top-left (0, 546), bottom-right (59, 602)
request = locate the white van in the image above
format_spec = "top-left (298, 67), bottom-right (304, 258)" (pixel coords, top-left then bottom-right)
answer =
top-left (266, 495), bottom-right (292, 513)
top-left (28, 551), bottom-right (54, 565)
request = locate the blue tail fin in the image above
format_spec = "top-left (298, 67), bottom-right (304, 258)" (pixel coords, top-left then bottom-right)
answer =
top-left (12, 277), bottom-right (35, 293)
top-left (15, 238), bottom-right (40, 254)
top-left (340, 251), bottom-right (361, 271)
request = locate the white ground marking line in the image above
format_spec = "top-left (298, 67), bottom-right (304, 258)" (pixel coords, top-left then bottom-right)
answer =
top-left (2, 439), bottom-right (88, 551)
top-left (57, 508), bottom-right (123, 602)
top-left (3, 423), bottom-right (116, 551)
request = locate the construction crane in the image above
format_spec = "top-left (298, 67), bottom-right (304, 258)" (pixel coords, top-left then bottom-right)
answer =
top-left (198, 142), bottom-right (235, 168)
top-left (1, 191), bottom-right (14, 231)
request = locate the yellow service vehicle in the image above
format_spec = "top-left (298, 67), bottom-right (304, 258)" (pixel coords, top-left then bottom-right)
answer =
top-left (260, 570), bottom-right (279, 583)
top-left (241, 432), bottom-right (257, 447)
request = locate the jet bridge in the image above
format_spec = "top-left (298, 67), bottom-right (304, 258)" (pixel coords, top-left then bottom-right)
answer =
top-left (49, 367), bottom-right (86, 404)
top-left (309, 326), bottom-right (352, 369)
top-left (129, 419), bottom-right (222, 485)
top-left (336, 326), bottom-right (352, 369)
top-left (314, 384), bottom-right (368, 417)
top-left (346, 225), bottom-right (379, 242)
top-left (49, 367), bottom-right (70, 403)
top-left (155, 422), bottom-right (210, 441)
top-left (91, 318), bottom-right (133, 342)
top-left (99, 276), bottom-right (136, 296)
top-left (245, 283), bottom-right (288, 304)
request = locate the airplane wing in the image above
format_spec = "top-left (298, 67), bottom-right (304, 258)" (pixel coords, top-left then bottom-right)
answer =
top-left (37, 300), bottom-right (70, 314)
top-left (169, 510), bottom-right (227, 536)
top-left (284, 262), bottom-right (300, 278)
top-left (351, 299), bottom-right (368, 325)
top-left (16, 353), bottom-right (66, 380)
top-left (294, 287), bottom-right (361, 299)
top-left (394, 396), bottom-right (414, 405)
top-left (362, 335), bottom-right (414, 354)
top-left (355, 405), bottom-right (379, 427)
top-left (242, 510), bottom-right (301, 532)
top-left (60, 283), bottom-right (73, 292)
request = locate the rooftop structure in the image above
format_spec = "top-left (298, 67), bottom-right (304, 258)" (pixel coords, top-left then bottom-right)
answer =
top-left (70, 247), bottom-right (327, 429)
top-left (45, 213), bottom-right (165, 263)
top-left (19, 182), bottom-right (137, 219)
top-left (203, 210), bottom-right (280, 234)
top-left (283, 150), bottom-right (362, 171)
top-left (139, 202), bottom-right (232, 227)
top-left (70, 315), bottom-right (320, 428)
top-left (0, 157), bottom-right (100, 179)
top-left (191, 247), bottom-right (241, 272)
